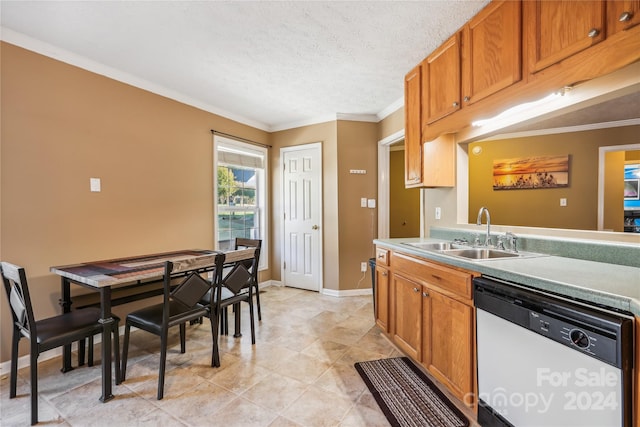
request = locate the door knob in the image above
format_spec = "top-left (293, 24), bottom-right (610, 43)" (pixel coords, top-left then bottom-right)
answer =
top-left (312, 225), bottom-right (319, 230)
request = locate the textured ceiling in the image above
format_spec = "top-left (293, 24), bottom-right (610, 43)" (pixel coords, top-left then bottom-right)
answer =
top-left (0, 0), bottom-right (490, 131)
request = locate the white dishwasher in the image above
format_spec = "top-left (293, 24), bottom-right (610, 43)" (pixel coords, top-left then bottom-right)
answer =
top-left (474, 277), bottom-right (634, 427)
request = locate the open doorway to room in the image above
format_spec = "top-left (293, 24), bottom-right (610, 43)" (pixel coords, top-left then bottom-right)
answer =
top-left (378, 130), bottom-right (423, 239)
top-left (389, 144), bottom-right (421, 238)
top-left (599, 144), bottom-right (640, 232)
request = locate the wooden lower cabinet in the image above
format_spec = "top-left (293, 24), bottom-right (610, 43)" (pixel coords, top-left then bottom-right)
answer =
top-left (391, 272), bottom-right (422, 361)
top-left (422, 287), bottom-right (474, 406)
top-left (374, 265), bottom-right (390, 332)
top-left (383, 248), bottom-right (478, 409)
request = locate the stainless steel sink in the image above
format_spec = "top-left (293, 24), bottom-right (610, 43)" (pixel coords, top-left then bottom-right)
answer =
top-left (403, 241), bottom-right (545, 261)
top-left (441, 248), bottom-right (521, 260)
top-left (404, 241), bottom-right (462, 251)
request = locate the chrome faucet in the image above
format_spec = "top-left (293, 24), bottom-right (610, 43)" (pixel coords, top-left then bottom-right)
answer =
top-left (476, 206), bottom-right (491, 246)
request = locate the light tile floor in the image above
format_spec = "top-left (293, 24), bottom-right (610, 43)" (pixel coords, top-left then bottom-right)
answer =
top-left (1, 286), bottom-right (409, 426)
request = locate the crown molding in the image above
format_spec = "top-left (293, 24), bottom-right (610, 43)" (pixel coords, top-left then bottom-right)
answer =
top-left (336, 113), bottom-right (379, 122)
top-left (376, 96), bottom-right (404, 120)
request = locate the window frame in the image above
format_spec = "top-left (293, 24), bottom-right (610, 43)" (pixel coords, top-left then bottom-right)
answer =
top-left (213, 135), bottom-right (268, 270)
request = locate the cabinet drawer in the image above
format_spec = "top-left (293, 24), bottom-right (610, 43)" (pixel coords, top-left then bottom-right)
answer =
top-left (392, 252), bottom-right (474, 299)
top-left (376, 248), bottom-right (390, 266)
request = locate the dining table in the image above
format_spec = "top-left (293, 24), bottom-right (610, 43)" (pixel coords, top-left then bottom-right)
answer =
top-left (50, 249), bottom-right (219, 403)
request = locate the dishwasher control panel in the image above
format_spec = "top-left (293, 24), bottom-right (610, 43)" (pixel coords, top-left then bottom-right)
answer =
top-left (529, 311), bottom-right (618, 367)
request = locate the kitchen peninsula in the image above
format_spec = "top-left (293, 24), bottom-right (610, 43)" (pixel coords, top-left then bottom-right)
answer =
top-left (374, 232), bottom-right (640, 425)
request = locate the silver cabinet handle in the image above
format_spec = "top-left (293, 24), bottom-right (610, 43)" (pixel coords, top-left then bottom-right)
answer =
top-left (312, 225), bottom-right (319, 230)
top-left (619, 11), bottom-right (633, 22)
top-left (587, 28), bottom-right (600, 38)
top-left (463, 96), bottom-right (470, 102)
top-left (381, 271), bottom-right (388, 277)
top-left (422, 292), bottom-right (429, 297)
top-left (413, 287), bottom-right (420, 293)
top-left (452, 101), bottom-right (459, 107)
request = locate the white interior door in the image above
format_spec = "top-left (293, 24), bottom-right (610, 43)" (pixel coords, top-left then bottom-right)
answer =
top-left (282, 143), bottom-right (322, 291)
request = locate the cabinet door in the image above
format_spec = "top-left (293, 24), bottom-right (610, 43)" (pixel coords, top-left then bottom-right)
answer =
top-left (422, 288), bottom-right (474, 404)
top-left (525, 0), bottom-right (605, 73)
top-left (392, 273), bottom-right (422, 360)
top-left (607, 0), bottom-right (640, 35)
top-left (404, 64), bottom-right (423, 187)
top-left (374, 265), bottom-right (390, 332)
top-left (462, 0), bottom-right (522, 105)
top-left (422, 33), bottom-right (461, 125)
top-left (422, 134), bottom-right (455, 187)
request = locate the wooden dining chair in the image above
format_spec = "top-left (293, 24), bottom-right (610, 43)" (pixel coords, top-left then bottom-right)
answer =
top-left (1, 261), bottom-right (120, 426)
top-left (120, 252), bottom-right (224, 400)
top-left (234, 238), bottom-right (262, 320)
top-left (201, 247), bottom-right (259, 365)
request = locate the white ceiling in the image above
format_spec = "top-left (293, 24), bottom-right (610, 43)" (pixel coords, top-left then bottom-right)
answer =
top-left (0, 0), bottom-right (490, 131)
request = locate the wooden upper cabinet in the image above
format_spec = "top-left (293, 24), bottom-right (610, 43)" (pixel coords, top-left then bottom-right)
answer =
top-left (525, 0), bottom-right (606, 73)
top-left (607, 0), bottom-right (640, 35)
top-left (422, 33), bottom-right (461, 125)
top-left (404, 64), bottom-right (423, 187)
top-left (461, 0), bottom-right (522, 105)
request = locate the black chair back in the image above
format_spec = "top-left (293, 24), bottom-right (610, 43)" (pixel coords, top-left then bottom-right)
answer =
top-left (2, 262), bottom-right (36, 346)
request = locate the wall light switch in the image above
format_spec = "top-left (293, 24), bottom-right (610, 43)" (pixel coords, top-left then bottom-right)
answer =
top-left (90, 178), bottom-right (101, 192)
top-left (360, 197), bottom-right (367, 208)
top-left (560, 198), bottom-right (567, 207)
top-left (367, 199), bottom-right (376, 209)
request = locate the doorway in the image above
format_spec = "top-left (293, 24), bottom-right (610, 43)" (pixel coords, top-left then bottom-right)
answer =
top-left (378, 130), bottom-right (424, 239)
top-left (281, 143), bottom-right (323, 291)
top-left (598, 143), bottom-right (640, 231)
top-left (389, 146), bottom-right (421, 237)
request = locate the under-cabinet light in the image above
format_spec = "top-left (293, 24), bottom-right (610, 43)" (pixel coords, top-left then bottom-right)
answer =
top-left (472, 90), bottom-right (569, 128)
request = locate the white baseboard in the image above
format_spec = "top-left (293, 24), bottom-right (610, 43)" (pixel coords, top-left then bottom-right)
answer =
top-left (322, 288), bottom-right (373, 298)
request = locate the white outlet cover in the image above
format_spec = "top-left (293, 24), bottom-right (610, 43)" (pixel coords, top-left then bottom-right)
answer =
top-left (367, 199), bottom-right (376, 208)
top-left (90, 178), bottom-right (101, 192)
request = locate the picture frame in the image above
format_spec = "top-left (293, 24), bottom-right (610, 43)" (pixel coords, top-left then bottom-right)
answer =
top-left (624, 179), bottom-right (639, 200)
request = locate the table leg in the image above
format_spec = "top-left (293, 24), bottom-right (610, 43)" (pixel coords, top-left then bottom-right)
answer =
top-left (233, 302), bottom-right (242, 338)
top-left (99, 287), bottom-right (115, 402)
top-left (59, 277), bottom-right (73, 373)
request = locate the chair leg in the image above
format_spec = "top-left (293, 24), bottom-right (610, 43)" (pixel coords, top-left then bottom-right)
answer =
top-left (88, 335), bottom-right (94, 367)
top-left (158, 331), bottom-right (168, 400)
top-left (248, 292), bottom-right (256, 345)
top-left (121, 324), bottom-right (131, 382)
top-left (222, 306), bottom-right (229, 335)
top-left (254, 283), bottom-right (262, 321)
top-left (211, 310), bottom-right (220, 367)
top-left (113, 320), bottom-right (121, 385)
top-left (10, 330), bottom-right (19, 398)
top-left (179, 323), bottom-right (186, 354)
top-left (30, 352), bottom-right (38, 425)
top-left (78, 338), bottom-right (86, 366)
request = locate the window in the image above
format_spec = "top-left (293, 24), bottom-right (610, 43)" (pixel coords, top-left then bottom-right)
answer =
top-left (214, 136), bottom-right (268, 269)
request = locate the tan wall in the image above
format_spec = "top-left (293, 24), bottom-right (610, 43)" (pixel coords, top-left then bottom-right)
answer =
top-left (0, 42), bottom-right (270, 362)
top-left (604, 151), bottom-right (625, 232)
top-left (467, 126), bottom-right (640, 230)
top-left (389, 150), bottom-right (421, 237)
top-left (270, 121), bottom-right (338, 288)
top-left (336, 120), bottom-right (379, 291)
